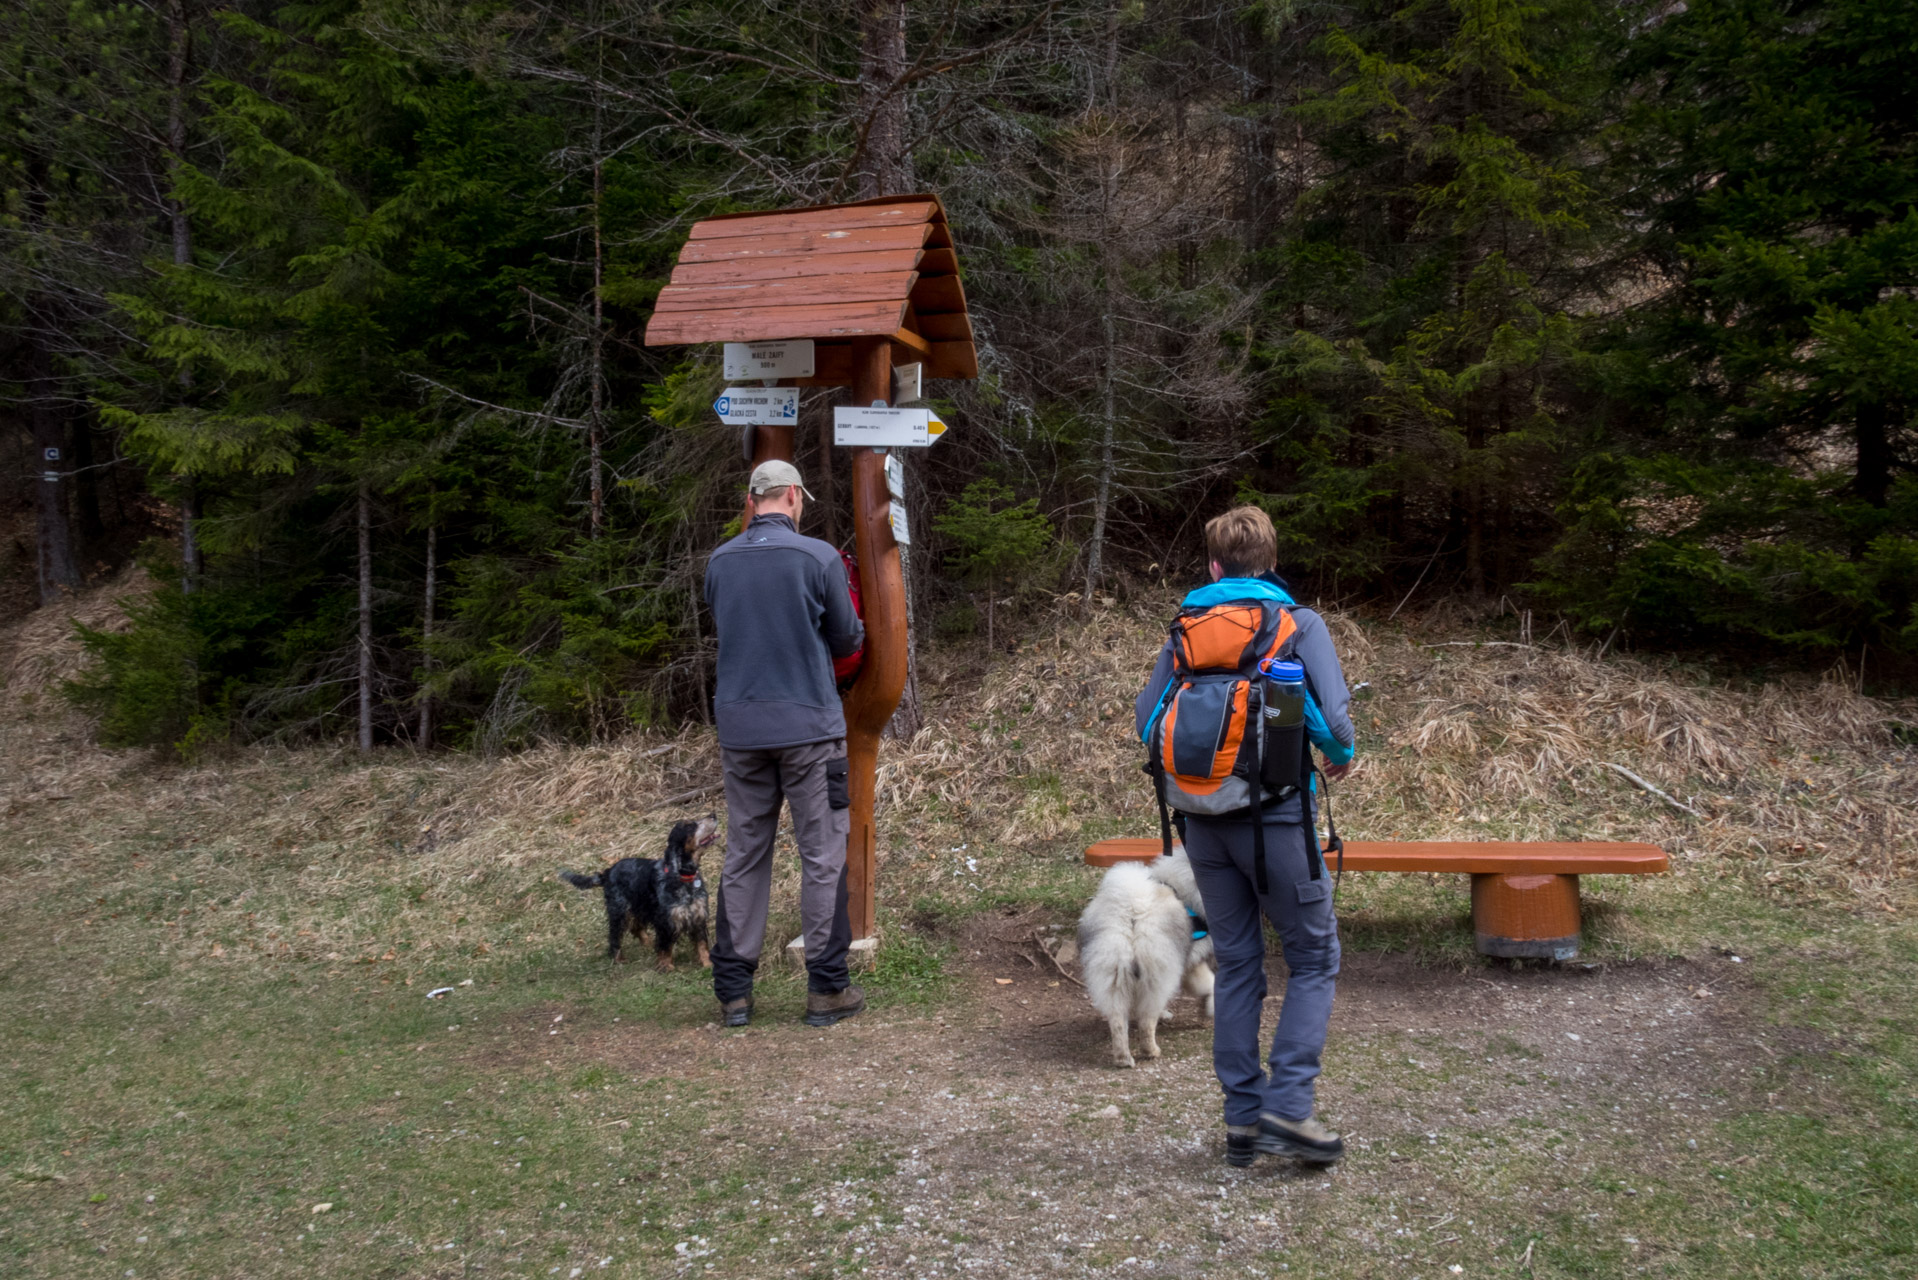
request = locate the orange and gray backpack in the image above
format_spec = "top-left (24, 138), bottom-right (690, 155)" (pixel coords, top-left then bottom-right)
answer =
top-left (1143, 597), bottom-right (1328, 893)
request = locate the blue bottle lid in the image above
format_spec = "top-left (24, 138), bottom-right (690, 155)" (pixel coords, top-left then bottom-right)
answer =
top-left (1260, 658), bottom-right (1304, 683)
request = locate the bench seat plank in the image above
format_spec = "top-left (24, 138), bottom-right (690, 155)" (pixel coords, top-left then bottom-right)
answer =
top-left (1084, 837), bottom-right (1667, 876)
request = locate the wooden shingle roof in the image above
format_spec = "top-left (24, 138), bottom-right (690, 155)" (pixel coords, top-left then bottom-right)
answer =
top-left (643, 194), bottom-right (978, 381)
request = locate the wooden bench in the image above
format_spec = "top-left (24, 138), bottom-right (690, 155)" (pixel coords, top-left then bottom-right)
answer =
top-left (1084, 838), bottom-right (1669, 962)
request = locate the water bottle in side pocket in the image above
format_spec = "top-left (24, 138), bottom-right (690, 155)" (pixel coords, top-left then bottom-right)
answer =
top-left (1258, 657), bottom-right (1307, 792)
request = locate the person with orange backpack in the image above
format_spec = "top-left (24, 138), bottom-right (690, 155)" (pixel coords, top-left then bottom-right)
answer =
top-left (1133, 505), bottom-right (1357, 1168)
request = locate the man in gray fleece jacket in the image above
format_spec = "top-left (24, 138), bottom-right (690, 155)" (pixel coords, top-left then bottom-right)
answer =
top-left (704, 461), bottom-right (866, 1028)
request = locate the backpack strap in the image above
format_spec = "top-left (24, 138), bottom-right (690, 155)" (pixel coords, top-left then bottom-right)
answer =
top-left (1251, 800), bottom-right (1270, 896)
top-left (1143, 690), bottom-right (1177, 859)
top-left (1314, 762), bottom-right (1344, 891)
top-left (1249, 679), bottom-right (1271, 896)
top-left (1151, 757), bottom-right (1175, 860)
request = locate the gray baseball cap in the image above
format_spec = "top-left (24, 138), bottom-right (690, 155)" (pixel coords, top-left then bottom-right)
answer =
top-left (748, 460), bottom-right (815, 499)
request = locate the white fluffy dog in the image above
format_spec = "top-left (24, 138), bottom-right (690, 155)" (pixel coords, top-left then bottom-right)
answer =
top-left (1076, 844), bottom-right (1216, 1068)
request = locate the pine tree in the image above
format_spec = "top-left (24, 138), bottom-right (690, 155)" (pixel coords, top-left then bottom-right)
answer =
top-left (1546, 0), bottom-right (1918, 655)
top-left (934, 478), bottom-right (1054, 652)
top-left (1250, 0), bottom-right (1613, 600)
top-left (97, 1), bottom-right (576, 747)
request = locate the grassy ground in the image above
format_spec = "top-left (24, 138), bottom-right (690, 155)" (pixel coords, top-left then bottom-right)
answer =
top-left (1, 581), bottom-right (1914, 1278)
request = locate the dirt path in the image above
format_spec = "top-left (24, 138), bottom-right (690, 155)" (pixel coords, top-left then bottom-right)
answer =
top-left (470, 917), bottom-right (1775, 1278)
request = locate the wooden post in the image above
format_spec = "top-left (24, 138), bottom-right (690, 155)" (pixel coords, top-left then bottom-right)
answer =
top-left (839, 336), bottom-right (909, 940)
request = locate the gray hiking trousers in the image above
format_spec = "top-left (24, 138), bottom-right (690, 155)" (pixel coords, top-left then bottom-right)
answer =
top-left (1185, 808), bottom-right (1340, 1125)
top-left (711, 738), bottom-right (853, 1001)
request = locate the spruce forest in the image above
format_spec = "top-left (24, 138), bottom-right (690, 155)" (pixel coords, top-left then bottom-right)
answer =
top-left (5, 0), bottom-right (1916, 754)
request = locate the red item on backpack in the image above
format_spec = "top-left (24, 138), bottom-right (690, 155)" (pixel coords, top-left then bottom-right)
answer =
top-left (834, 550), bottom-right (866, 688)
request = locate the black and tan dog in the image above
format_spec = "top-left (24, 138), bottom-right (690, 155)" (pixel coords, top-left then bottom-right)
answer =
top-left (560, 815), bottom-right (719, 969)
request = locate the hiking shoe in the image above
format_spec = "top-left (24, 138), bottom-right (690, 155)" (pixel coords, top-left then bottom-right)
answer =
top-left (1226, 1125), bottom-right (1260, 1167)
top-left (1256, 1113), bottom-right (1344, 1165)
top-left (720, 997), bottom-right (753, 1028)
top-left (803, 984), bottom-right (866, 1027)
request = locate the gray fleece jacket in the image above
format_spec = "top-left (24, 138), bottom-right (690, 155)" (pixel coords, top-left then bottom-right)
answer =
top-left (705, 514), bottom-right (865, 751)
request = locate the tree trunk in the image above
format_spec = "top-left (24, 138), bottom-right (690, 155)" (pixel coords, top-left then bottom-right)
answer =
top-left (857, 0), bottom-right (912, 198)
top-left (862, 0), bottom-right (921, 738)
top-left (166, 0), bottom-right (199, 585)
top-left (1463, 404), bottom-right (1486, 599)
top-left (71, 418), bottom-right (105, 557)
top-left (817, 406), bottom-right (841, 547)
top-left (29, 339), bottom-right (81, 602)
top-left (358, 480), bottom-right (374, 752)
top-left (1082, 9), bottom-right (1122, 607)
top-left (418, 524), bottom-right (436, 749)
top-left (1856, 401), bottom-right (1892, 510)
top-left (165, 0), bottom-right (193, 268)
top-left (1492, 376), bottom-right (1511, 592)
top-left (1083, 233), bottom-right (1120, 604)
top-left (181, 482), bottom-right (202, 593)
top-left (587, 84), bottom-right (606, 536)
top-left (1494, 477), bottom-right (1512, 594)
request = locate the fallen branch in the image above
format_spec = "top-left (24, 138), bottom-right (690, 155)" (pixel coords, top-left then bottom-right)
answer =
top-left (1419, 641), bottom-right (1537, 650)
top-left (1601, 762), bottom-right (1705, 818)
top-left (1030, 931), bottom-right (1084, 987)
top-left (643, 781), bottom-right (726, 812)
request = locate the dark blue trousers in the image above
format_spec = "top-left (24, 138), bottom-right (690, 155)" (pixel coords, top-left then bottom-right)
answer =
top-left (1184, 810), bottom-right (1340, 1125)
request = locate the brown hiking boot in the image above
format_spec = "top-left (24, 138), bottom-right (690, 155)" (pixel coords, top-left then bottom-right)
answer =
top-left (720, 997), bottom-right (753, 1028)
top-left (1256, 1113), bottom-right (1344, 1165)
top-left (803, 984), bottom-right (865, 1027)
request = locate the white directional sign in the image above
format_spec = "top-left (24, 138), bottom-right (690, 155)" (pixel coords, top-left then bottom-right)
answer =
top-left (889, 499), bottom-right (911, 546)
top-left (723, 340), bottom-right (814, 381)
top-left (713, 385), bottom-right (799, 426)
top-left (885, 452), bottom-right (905, 499)
top-left (832, 406), bottom-right (949, 448)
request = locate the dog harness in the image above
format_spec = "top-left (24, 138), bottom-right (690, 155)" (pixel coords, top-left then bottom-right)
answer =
top-left (1187, 905), bottom-right (1208, 941)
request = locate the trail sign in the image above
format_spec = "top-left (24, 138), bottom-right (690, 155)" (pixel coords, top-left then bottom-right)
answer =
top-left (892, 362), bottom-right (922, 404)
top-left (885, 453), bottom-right (905, 499)
top-left (889, 499), bottom-right (911, 546)
top-left (833, 406), bottom-right (948, 448)
top-left (714, 386), bottom-right (799, 426)
top-left (723, 340), bottom-right (814, 381)
top-left (644, 194), bottom-right (982, 949)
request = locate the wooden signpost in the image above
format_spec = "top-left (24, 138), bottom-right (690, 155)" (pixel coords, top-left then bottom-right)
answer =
top-left (644, 194), bottom-right (979, 941)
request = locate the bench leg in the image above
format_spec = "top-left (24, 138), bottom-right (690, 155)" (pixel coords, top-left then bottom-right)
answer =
top-left (1471, 873), bottom-right (1581, 961)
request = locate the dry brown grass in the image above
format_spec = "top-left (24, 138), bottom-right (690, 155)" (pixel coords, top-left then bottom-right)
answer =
top-left (3, 578), bottom-right (1912, 969)
top-left (874, 598), bottom-right (1916, 911)
top-left (0, 568), bottom-right (153, 819)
